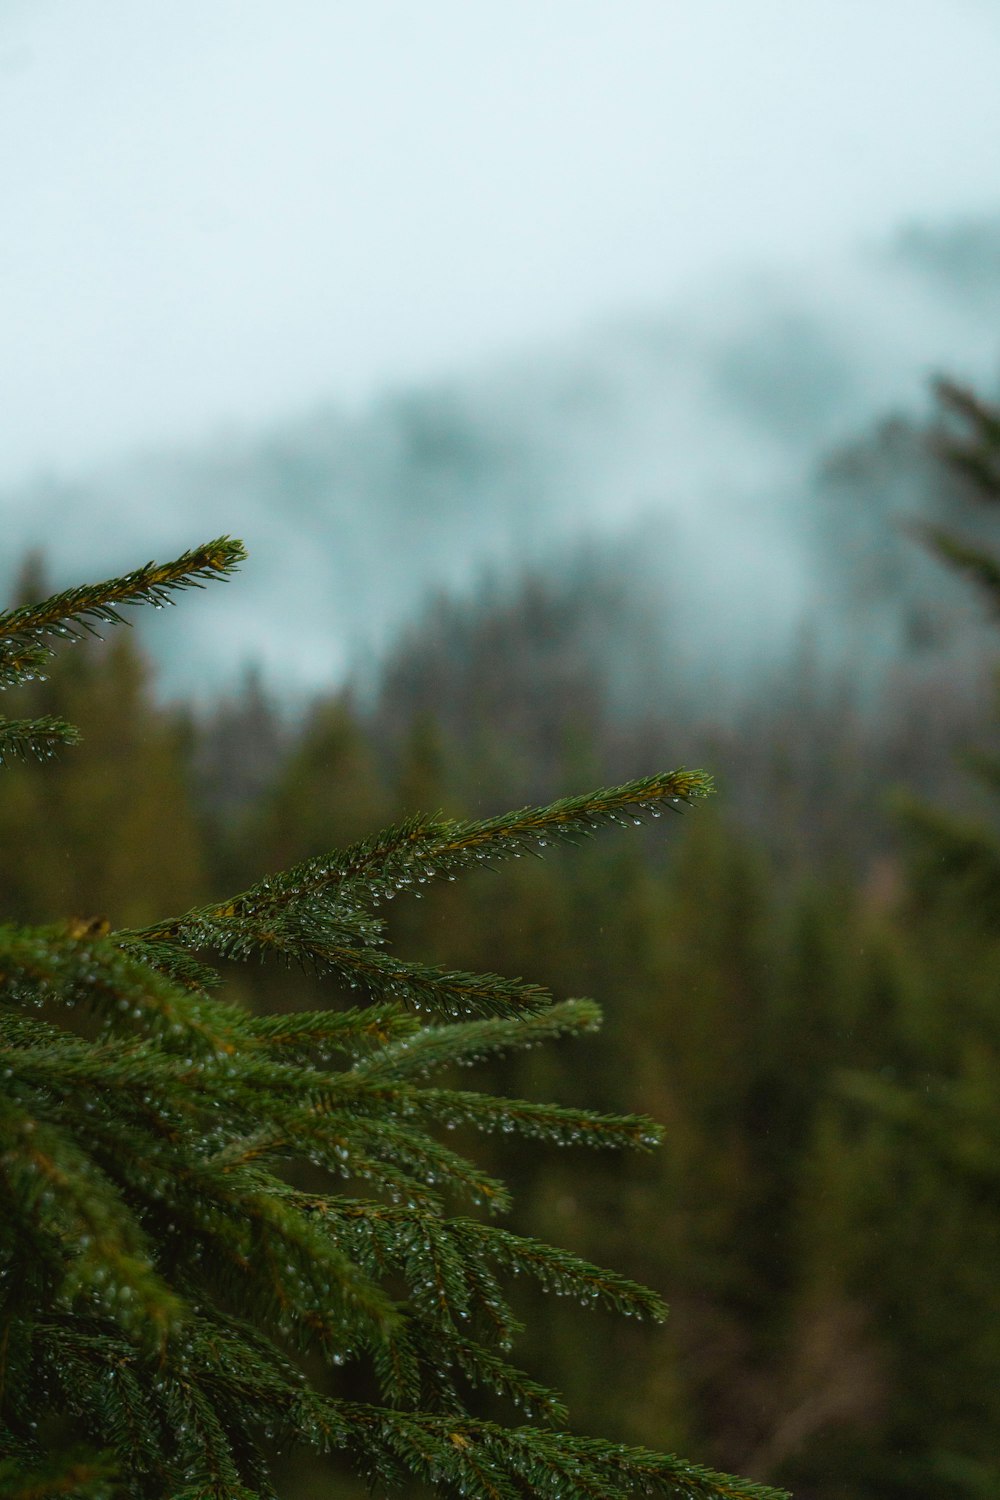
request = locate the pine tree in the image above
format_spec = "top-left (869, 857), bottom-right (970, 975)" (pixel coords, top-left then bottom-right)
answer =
top-left (893, 378), bottom-right (1000, 913)
top-left (826, 379), bottom-right (1000, 1496)
top-left (0, 539), bottom-right (787, 1500)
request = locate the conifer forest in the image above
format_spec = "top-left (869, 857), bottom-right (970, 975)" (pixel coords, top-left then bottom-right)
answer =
top-left (3, 381), bottom-right (1000, 1500)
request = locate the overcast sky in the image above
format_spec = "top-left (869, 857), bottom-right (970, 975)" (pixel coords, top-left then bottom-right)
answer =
top-left (1, 0), bottom-right (999, 487)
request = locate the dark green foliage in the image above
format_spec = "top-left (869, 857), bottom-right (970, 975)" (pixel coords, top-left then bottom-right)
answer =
top-left (0, 544), bottom-right (784, 1500)
top-left (803, 375), bottom-right (1000, 1498)
top-left (932, 378), bottom-right (1000, 506)
top-left (0, 540), bottom-right (244, 766)
top-left (9, 375), bottom-right (1000, 1498)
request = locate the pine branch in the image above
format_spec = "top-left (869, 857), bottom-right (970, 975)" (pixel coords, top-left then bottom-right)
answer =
top-left (934, 377), bottom-right (1000, 502)
top-left (113, 935), bottom-right (225, 994)
top-left (125, 915), bottom-right (554, 1020)
top-left (316, 949), bottom-right (551, 1020)
top-left (915, 522), bottom-right (1000, 616)
top-left (0, 716), bottom-right (81, 765)
top-left (0, 537), bottom-right (766, 1498)
top-left (120, 772), bottom-right (713, 1018)
top-left (353, 998), bottom-right (603, 1082)
top-left (0, 924), bottom-right (244, 1054)
top-left (243, 1108), bottom-right (513, 1213)
top-left (2, 1029), bottom-right (403, 1355)
top-left (301, 1197), bottom-right (524, 1350)
top-left (435, 1330), bottom-right (568, 1425)
top-left (0, 1090), bottom-right (184, 1350)
top-left (0, 642), bottom-right (58, 692)
top-left (28, 1318), bottom-right (279, 1499)
top-left (374, 1313), bottom-right (569, 1427)
top-left (181, 770), bottom-right (711, 921)
top-left (335, 1405), bottom-right (790, 1500)
top-left (239, 1001), bottom-right (421, 1060)
top-left (0, 540), bottom-right (244, 702)
top-left (357, 1082), bottom-right (663, 1151)
top-left (0, 538), bottom-right (246, 659)
top-left (302, 1200), bottom-right (667, 1327)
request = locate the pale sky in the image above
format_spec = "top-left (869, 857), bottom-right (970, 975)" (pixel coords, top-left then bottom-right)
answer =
top-left (1, 0), bottom-right (999, 486)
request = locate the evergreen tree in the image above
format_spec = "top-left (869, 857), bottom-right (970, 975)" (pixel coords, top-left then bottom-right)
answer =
top-left (244, 693), bottom-right (387, 871)
top-left (0, 539), bottom-right (786, 1500)
top-left (892, 378), bottom-right (1000, 935)
top-left (812, 379), bottom-right (1000, 1497)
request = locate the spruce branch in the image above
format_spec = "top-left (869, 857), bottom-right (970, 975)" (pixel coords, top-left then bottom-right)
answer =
top-left (0, 538), bottom-right (780, 1499)
top-left (254, 1107), bottom-right (513, 1212)
top-left (353, 998), bottom-right (603, 1082)
top-left (150, 770), bottom-right (712, 928)
top-left (0, 538), bottom-right (246, 658)
top-left (0, 716), bottom-right (81, 765)
top-left (914, 522), bottom-right (1000, 615)
top-left (357, 1083), bottom-right (664, 1151)
top-left (113, 935), bottom-right (225, 994)
top-left (0, 924), bottom-right (243, 1054)
top-left (0, 643), bottom-right (58, 692)
top-left (124, 915), bottom-right (553, 1021)
top-left (239, 1000), bottom-right (421, 1060)
top-left (298, 1199), bottom-right (667, 1328)
top-left (439, 1332), bottom-right (568, 1426)
top-left (317, 949), bottom-right (551, 1020)
top-left (299, 1196), bottom-right (524, 1350)
top-left (933, 377), bottom-right (1000, 502)
top-left (121, 773), bottom-right (713, 1018)
top-left (0, 1092), bottom-right (184, 1350)
top-left (335, 1405), bottom-right (789, 1500)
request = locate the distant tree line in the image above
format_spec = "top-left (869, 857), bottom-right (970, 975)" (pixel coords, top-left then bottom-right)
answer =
top-left (2, 383), bottom-right (1000, 1497)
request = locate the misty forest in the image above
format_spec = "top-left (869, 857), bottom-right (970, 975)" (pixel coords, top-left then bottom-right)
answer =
top-left (4, 216), bottom-right (1000, 1500)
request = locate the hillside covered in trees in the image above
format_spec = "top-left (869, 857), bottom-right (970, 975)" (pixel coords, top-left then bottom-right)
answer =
top-left (4, 380), bottom-right (1000, 1497)
top-left (4, 213), bottom-right (1000, 707)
